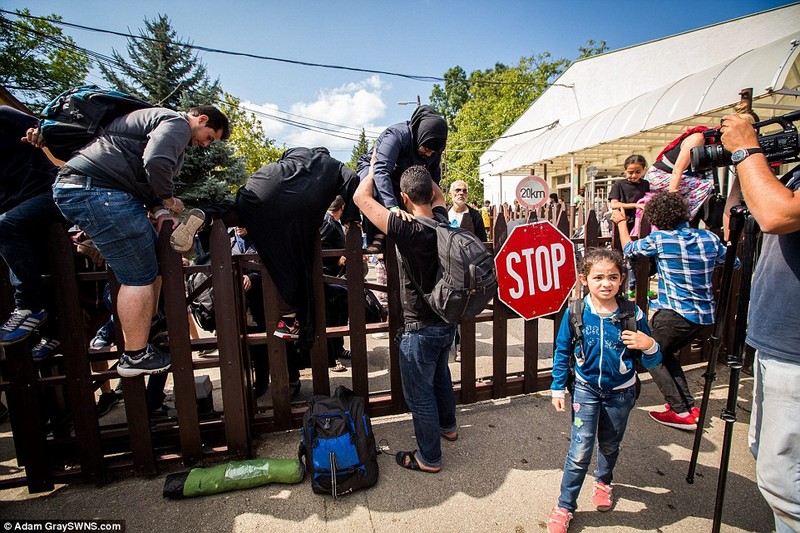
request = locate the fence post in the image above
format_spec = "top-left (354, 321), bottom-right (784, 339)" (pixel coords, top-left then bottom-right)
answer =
top-left (491, 215), bottom-right (509, 399)
top-left (209, 220), bottom-right (252, 455)
top-left (157, 223), bottom-right (202, 464)
top-left (310, 233), bottom-right (331, 397)
top-left (345, 223), bottom-right (369, 401)
top-left (49, 225), bottom-right (104, 484)
top-left (383, 240), bottom-right (406, 414)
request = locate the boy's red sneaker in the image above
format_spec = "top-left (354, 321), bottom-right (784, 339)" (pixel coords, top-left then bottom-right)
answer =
top-left (592, 482), bottom-right (614, 511)
top-left (662, 403), bottom-right (701, 424)
top-left (546, 507), bottom-right (572, 533)
top-left (649, 408), bottom-right (697, 430)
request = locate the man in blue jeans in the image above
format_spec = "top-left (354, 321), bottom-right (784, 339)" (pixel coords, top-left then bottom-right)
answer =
top-left (355, 161), bottom-right (457, 473)
top-left (25, 104), bottom-right (229, 378)
top-left (0, 106), bottom-right (65, 354)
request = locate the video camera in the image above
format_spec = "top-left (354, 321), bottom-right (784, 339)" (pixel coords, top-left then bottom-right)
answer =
top-left (690, 109), bottom-right (800, 172)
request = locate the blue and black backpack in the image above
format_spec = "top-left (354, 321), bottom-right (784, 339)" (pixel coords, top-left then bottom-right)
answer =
top-left (299, 385), bottom-right (378, 498)
top-left (39, 85), bottom-right (153, 161)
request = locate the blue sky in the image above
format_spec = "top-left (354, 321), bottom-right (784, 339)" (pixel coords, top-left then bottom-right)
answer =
top-left (4, 1), bottom-right (796, 159)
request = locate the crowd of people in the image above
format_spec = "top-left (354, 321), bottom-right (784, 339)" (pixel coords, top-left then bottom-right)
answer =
top-left (0, 94), bottom-right (796, 533)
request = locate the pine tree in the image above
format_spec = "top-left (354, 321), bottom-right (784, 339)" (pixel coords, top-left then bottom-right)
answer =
top-left (347, 129), bottom-right (369, 171)
top-left (99, 14), bottom-right (246, 203)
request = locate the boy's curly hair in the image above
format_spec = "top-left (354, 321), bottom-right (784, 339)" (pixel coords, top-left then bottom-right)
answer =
top-left (644, 192), bottom-right (689, 230)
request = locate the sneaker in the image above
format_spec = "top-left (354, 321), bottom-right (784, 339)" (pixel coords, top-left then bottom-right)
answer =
top-left (274, 317), bottom-right (300, 340)
top-left (96, 391), bottom-right (120, 417)
top-left (546, 507), bottom-right (572, 533)
top-left (170, 208), bottom-right (206, 253)
top-left (0, 308), bottom-right (48, 345)
top-left (90, 334), bottom-right (111, 349)
top-left (31, 337), bottom-right (61, 361)
top-left (117, 344), bottom-right (171, 377)
top-left (649, 407), bottom-right (697, 430)
top-left (592, 482), bottom-right (614, 511)
top-left (662, 403), bottom-right (701, 424)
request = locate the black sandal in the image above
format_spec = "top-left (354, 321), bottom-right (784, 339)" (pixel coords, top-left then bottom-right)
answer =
top-left (395, 450), bottom-right (441, 473)
top-left (364, 234), bottom-right (385, 254)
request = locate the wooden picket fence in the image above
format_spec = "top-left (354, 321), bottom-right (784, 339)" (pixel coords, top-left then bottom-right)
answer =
top-left (0, 207), bottom-right (729, 492)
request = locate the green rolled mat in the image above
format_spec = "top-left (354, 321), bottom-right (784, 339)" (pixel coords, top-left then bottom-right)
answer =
top-left (163, 457), bottom-right (304, 499)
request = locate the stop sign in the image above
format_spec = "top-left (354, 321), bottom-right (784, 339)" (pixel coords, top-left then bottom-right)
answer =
top-left (494, 221), bottom-right (577, 320)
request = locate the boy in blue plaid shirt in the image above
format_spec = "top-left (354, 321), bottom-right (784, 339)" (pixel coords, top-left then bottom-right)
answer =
top-left (611, 192), bottom-right (737, 430)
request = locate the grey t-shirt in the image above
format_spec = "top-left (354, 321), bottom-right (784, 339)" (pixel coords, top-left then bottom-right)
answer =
top-left (746, 170), bottom-right (800, 363)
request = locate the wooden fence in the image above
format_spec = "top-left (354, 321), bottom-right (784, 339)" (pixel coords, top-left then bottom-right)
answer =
top-left (0, 207), bottom-right (731, 492)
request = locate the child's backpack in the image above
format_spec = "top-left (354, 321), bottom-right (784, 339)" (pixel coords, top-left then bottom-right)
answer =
top-left (39, 85), bottom-right (153, 161)
top-left (299, 385), bottom-right (379, 498)
top-left (401, 216), bottom-right (497, 324)
top-left (566, 296), bottom-right (641, 397)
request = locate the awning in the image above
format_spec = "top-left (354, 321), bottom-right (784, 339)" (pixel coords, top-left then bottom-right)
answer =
top-left (491, 32), bottom-right (800, 177)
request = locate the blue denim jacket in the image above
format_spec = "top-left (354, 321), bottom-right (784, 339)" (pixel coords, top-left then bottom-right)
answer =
top-left (551, 295), bottom-right (662, 393)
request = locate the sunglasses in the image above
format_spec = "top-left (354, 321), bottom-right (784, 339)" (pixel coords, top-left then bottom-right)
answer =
top-left (453, 188), bottom-right (468, 193)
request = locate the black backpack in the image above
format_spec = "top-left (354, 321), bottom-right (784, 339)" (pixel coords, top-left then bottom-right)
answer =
top-left (401, 216), bottom-right (497, 324)
top-left (39, 85), bottom-right (153, 161)
top-left (566, 296), bottom-right (641, 397)
top-left (299, 386), bottom-right (379, 498)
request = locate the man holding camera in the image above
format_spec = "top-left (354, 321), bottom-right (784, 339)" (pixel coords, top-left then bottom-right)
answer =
top-left (721, 113), bottom-right (800, 533)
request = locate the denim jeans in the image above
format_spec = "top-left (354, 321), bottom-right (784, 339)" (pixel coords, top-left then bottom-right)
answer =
top-left (649, 309), bottom-right (702, 412)
top-left (398, 323), bottom-right (457, 468)
top-left (748, 350), bottom-right (800, 532)
top-left (53, 179), bottom-right (158, 286)
top-left (0, 192), bottom-right (65, 310)
top-left (558, 380), bottom-right (636, 512)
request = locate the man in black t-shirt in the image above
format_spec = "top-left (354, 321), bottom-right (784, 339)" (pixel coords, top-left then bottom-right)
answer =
top-left (355, 163), bottom-right (457, 474)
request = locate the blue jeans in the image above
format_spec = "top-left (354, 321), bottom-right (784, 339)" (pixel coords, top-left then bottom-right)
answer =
top-left (0, 192), bottom-right (65, 310)
top-left (558, 380), bottom-right (636, 512)
top-left (399, 323), bottom-right (457, 468)
top-left (53, 178), bottom-right (159, 286)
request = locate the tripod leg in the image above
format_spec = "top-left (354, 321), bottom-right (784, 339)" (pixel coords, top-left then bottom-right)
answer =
top-left (711, 214), bottom-right (759, 533)
top-left (687, 206), bottom-right (746, 484)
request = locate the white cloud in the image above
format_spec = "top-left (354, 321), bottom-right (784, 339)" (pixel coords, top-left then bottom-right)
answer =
top-left (241, 75), bottom-right (391, 157)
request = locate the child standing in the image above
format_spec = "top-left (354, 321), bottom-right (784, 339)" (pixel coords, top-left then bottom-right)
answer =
top-left (612, 192), bottom-right (736, 430)
top-left (609, 155), bottom-right (650, 294)
top-left (547, 248), bottom-right (662, 533)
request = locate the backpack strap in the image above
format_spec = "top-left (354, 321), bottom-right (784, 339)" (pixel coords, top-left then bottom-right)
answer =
top-left (566, 298), bottom-right (585, 393)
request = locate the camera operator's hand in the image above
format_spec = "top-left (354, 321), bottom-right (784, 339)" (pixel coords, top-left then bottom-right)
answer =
top-left (720, 114), bottom-right (759, 152)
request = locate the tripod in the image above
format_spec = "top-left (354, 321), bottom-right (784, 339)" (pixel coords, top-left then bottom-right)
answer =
top-left (685, 203), bottom-right (760, 533)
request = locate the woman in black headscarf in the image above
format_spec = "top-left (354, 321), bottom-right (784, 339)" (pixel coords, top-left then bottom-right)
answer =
top-left (356, 105), bottom-right (447, 252)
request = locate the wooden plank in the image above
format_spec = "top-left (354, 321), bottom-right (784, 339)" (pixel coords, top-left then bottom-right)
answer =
top-left (491, 224), bottom-right (509, 400)
top-left (523, 317), bottom-right (539, 393)
top-left (49, 226), bottom-right (104, 483)
top-left (309, 234), bottom-right (331, 397)
top-left (345, 223), bottom-right (369, 400)
top-left (459, 318), bottom-right (477, 403)
top-left (260, 262), bottom-right (293, 431)
top-left (158, 223), bottom-right (202, 464)
top-left (209, 220), bottom-right (252, 456)
top-left (383, 241), bottom-right (405, 414)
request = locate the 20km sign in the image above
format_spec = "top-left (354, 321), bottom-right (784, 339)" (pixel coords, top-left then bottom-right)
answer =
top-left (494, 221), bottom-right (577, 320)
top-left (515, 174), bottom-right (549, 210)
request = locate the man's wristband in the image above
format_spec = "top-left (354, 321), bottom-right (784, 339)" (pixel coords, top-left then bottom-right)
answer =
top-left (389, 206), bottom-right (401, 213)
top-left (153, 208), bottom-right (170, 218)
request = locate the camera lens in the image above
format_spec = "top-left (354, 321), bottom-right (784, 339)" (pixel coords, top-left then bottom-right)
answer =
top-left (690, 144), bottom-right (730, 172)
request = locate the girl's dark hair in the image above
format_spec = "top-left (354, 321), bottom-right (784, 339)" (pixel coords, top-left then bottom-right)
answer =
top-left (623, 154), bottom-right (647, 169)
top-left (579, 247), bottom-right (626, 278)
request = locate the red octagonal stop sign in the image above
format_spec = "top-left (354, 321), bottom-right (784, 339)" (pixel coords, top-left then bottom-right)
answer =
top-left (494, 221), bottom-right (577, 320)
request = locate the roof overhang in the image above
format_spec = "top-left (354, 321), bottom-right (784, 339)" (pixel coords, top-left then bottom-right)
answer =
top-left (490, 33), bottom-right (800, 178)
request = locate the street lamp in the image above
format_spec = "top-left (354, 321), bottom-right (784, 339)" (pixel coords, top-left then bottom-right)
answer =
top-left (397, 95), bottom-right (421, 106)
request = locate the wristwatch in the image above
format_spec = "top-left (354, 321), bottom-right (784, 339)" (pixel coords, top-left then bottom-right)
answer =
top-left (731, 147), bottom-right (763, 164)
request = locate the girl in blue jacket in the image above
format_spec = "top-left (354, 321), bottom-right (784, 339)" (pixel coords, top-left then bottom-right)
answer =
top-left (546, 247), bottom-right (662, 533)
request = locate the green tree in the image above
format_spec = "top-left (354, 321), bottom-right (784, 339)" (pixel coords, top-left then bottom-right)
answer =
top-left (434, 41), bottom-right (608, 199)
top-left (430, 66), bottom-right (469, 132)
top-left (99, 14), bottom-right (244, 203)
top-left (347, 128), bottom-right (369, 171)
top-left (219, 94), bottom-right (283, 175)
top-left (99, 14), bottom-right (220, 109)
top-left (438, 54), bottom-right (569, 199)
top-left (0, 9), bottom-right (91, 112)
